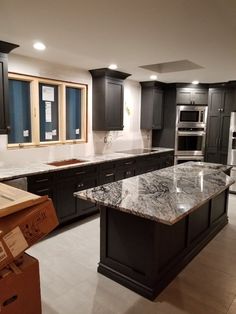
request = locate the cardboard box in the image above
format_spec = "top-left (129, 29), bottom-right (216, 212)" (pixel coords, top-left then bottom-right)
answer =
top-left (0, 198), bottom-right (58, 270)
top-left (0, 183), bottom-right (44, 217)
top-left (0, 253), bottom-right (41, 314)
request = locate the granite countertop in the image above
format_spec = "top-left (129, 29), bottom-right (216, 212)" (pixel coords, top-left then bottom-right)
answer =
top-left (0, 147), bottom-right (173, 181)
top-left (75, 162), bottom-right (234, 225)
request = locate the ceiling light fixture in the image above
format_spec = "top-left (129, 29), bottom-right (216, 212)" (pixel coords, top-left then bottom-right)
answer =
top-left (192, 80), bottom-right (199, 85)
top-left (108, 64), bottom-right (118, 70)
top-left (33, 42), bottom-right (46, 51)
top-left (150, 75), bottom-right (157, 80)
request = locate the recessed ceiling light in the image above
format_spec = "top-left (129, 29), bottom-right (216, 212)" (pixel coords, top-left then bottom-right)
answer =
top-left (150, 75), bottom-right (157, 80)
top-left (33, 42), bottom-right (46, 51)
top-left (192, 80), bottom-right (199, 85)
top-left (108, 64), bottom-right (118, 70)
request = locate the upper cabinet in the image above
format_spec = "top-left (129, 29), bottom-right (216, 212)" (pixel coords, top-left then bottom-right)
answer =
top-left (0, 41), bottom-right (19, 134)
top-left (89, 68), bottom-right (130, 131)
top-left (176, 87), bottom-right (208, 105)
top-left (140, 81), bottom-right (164, 130)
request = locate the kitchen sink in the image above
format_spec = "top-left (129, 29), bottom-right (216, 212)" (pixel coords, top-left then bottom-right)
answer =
top-left (47, 158), bottom-right (88, 167)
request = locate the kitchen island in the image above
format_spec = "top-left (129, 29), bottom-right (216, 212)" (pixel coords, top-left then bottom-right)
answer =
top-left (75, 162), bottom-right (234, 300)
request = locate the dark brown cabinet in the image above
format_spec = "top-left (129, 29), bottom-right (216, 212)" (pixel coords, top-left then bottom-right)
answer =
top-left (0, 41), bottom-right (19, 134)
top-left (27, 152), bottom-right (174, 225)
top-left (176, 88), bottom-right (208, 105)
top-left (90, 68), bottom-right (130, 131)
top-left (205, 88), bottom-right (236, 164)
top-left (140, 81), bottom-right (164, 130)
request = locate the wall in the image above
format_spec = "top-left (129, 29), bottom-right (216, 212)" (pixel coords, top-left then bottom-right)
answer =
top-left (0, 54), bottom-right (151, 166)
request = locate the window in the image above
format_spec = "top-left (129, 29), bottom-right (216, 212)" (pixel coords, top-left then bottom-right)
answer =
top-left (66, 87), bottom-right (82, 140)
top-left (39, 83), bottom-right (59, 142)
top-left (8, 73), bottom-right (87, 148)
top-left (8, 79), bottom-right (32, 144)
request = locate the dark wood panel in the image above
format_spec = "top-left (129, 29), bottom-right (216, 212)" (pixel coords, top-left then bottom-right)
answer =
top-left (158, 219), bottom-right (186, 270)
top-left (188, 202), bottom-right (210, 243)
top-left (211, 190), bottom-right (227, 223)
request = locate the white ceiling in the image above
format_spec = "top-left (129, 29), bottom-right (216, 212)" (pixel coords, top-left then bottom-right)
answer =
top-left (1, 0), bottom-right (236, 83)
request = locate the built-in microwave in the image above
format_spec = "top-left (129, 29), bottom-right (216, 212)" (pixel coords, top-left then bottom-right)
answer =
top-left (176, 105), bottom-right (208, 128)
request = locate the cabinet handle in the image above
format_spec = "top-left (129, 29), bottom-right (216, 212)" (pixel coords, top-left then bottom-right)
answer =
top-left (105, 173), bottom-right (114, 177)
top-left (75, 171), bottom-right (86, 175)
top-left (124, 161), bottom-right (133, 165)
top-left (35, 178), bottom-right (49, 183)
top-left (37, 188), bottom-right (50, 193)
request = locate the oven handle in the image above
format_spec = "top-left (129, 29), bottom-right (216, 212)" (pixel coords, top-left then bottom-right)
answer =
top-left (177, 131), bottom-right (206, 136)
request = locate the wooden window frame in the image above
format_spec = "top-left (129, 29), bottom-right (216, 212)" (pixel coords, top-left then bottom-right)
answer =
top-left (7, 73), bottom-right (88, 149)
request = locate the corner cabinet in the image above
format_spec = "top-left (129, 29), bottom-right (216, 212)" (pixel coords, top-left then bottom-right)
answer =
top-left (205, 87), bottom-right (236, 164)
top-left (89, 68), bottom-right (131, 131)
top-left (140, 81), bottom-right (164, 130)
top-left (0, 41), bottom-right (19, 134)
top-left (176, 87), bottom-right (208, 105)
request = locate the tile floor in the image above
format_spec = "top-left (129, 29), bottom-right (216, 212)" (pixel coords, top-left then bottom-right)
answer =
top-left (28, 194), bottom-right (236, 314)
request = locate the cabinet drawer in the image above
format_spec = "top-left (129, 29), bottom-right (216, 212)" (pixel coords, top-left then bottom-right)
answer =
top-left (99, 170), bottom-right (116, 184)
top-left (55, 165), bottom-right (97, 179)
top-left (100, 161), bottom-right (116, 171)
top-left (27, 173), bottom-right (53, 189)
top-left (29, 187), bottom-right (54, 199)
top-left (116, 158), bottom-right (136, 168)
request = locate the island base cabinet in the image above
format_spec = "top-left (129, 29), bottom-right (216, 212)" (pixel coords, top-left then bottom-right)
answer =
top-left (98, 189), bottom-right (229, 300)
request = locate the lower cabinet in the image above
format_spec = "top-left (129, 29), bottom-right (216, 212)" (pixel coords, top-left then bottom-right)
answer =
top-left (27, 151), bottom-right (174, 225)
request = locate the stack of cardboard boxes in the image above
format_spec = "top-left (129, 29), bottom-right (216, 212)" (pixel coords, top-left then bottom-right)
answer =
top-left (0, 183), bottom-right (59, 314)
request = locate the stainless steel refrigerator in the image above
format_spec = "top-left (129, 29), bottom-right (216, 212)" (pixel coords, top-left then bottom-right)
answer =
top-left (227, 111), bottom-right (236, 193)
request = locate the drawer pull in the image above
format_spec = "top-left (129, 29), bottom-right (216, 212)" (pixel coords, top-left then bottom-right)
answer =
top-left (105, 173), bottom-right (114, 177)
top-left (36, 178), bottom-right (49, 183)
top-left (37, 188), bottom-right (50, 193)
top-left (75, 171), bottom-right (86, 175)
top-left (124, 161), bottom-right (133, 165)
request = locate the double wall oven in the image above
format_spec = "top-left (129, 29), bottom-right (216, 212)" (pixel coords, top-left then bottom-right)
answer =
top-left (175, 105), bottom-right (208, 164)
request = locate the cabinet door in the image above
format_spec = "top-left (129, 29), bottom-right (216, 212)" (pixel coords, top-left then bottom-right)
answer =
top-left (140, 88), bottom-right (154, 129)
top-left (205, 116), bottom-right (221, 163)
top-left (223, 88), bottom-right (235, 114)
top-left (176, 89), bottom-right (192, 104)
top-left (0, 54), bottom-right (9, 134)
top-left (152, 89), bottom-right (163, 129)
top-left (219, 89), bottom-right (235, 164)
top-left (106, 78), bottom-right (123, 130)
top-left (55, 177), bottom-right (78, 223)
top-left (208, 89), bottom-right (224, 115)
top-left (192, 90), bottom-right (208, 105)
top-left (76, 176), bottom-right (98, 217)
